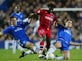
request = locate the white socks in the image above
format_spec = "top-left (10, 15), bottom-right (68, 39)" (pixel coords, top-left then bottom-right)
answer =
top-left (47, 45), bottom-right (56, 54)
top-left (33, 46), bottom-right (36, 51)
top-left (25, 46), bottom-right (38, 55)
top-left (55, 56), bottom-right (64, 60)
top-left (17, 44), bottom-right (24, 52)
top-left (25, 50), bottom-right (33, 55)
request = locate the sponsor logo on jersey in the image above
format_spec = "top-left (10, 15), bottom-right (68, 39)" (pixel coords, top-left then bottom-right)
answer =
top-left (64, 29), bottom-right (71, 35)
top-left (45, 16), bottom-right (53, 21)
top-left (15, 27), bottom-right (22, 32)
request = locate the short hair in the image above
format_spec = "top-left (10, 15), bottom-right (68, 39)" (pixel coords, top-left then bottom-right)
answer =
top-left (10, 16), bottom-right (16, 21)
top-left (47, 3), bottom-right (55, 13)
top-left (28, 13), bottom-right (38, 20)
top-left (65, 19), bottom-right (72, 22)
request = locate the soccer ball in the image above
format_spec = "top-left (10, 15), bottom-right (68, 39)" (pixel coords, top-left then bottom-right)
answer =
top-left (46, 53), bottom-right (55, 60)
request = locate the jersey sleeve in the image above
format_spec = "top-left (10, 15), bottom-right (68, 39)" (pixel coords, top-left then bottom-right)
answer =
top-left (35, 9), bottom-right (47, 15)
top-left (3, 26), bottom-right (11, 34)
top-left (20, 18), bottom-right (30, 28)
top-left (23, 18), bottom-right (30, 23)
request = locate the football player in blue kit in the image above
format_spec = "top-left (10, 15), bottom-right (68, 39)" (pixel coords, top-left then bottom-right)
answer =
top-left (46, 19), bottom-right (82, 60)
top-left (0, 15), bottom-right (37, 58)
top-left (11, 5), bottom-right (24, 25)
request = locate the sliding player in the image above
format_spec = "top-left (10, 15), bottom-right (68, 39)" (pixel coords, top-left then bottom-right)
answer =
top-left (20, 14), bottom-right (40, 57)
top-left (46, 19), bottom-right (82, 60)
top-left (0, 16), bottom-right (37, 58)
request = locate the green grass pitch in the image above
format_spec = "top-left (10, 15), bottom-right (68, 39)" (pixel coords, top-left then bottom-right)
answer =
top-left (0, 49), bottom-right (82, 61)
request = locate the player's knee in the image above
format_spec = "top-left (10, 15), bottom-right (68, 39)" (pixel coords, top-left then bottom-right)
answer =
top-left (64, 56), bottom-right (70, 60)
top-left (54, 41), bottom-right (61, 48)
top-left (26, 42), bottom-right (34, 48)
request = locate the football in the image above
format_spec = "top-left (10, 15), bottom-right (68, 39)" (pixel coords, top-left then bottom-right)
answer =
top-left (46, 53), bottom-right (55, 60)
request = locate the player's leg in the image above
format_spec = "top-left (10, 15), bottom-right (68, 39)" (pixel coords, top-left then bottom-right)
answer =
top-left (55, 50), bottom-right (70, 60)
top-left (19, 40), bottom-right (37, 58)
top-left (46, 41), bottom-right (61, 59)
top-left (46, 41), bottom-right (61, 54)
top-left (46, 29), bottom-right (52, 51)
top-left (60, 40), bottom-right (70, 60)
top-left (37, 28), bottom-right (47, 58)
top-left (46, 37), bottom-right (51, 51)
top-left (61, 50), bottom-right (70, 60)
top-left (24, 40), bottom-right (40, 55)
top-left (55, 40), bottom-right (70, 60)
top-left (39, 36), bottom-right (46, 58)
top-left (17, 43), bottom-right (25, 52)
top-left (25, 41), bottom-right (37, 54)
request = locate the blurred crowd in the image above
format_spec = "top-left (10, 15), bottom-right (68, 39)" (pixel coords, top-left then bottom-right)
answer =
top-left (0, 0), bottom-right (82, 43)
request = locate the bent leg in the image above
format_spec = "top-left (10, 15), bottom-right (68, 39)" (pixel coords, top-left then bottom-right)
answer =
top-left (62, 50), bottom-right (70, 60)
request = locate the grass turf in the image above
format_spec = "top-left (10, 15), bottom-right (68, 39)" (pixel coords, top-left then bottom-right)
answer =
top-left (0, 49), bottom-right (82, 61)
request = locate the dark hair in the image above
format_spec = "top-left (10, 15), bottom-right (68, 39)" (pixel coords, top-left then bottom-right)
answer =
top-left (65, 19), bottom-right (72, 22)
top-left (28, 13), bottom-right (38, 20)
top-left (47, 3), bottom-right (55, 13)
top-left (10, 16), bottom-right (16, 21)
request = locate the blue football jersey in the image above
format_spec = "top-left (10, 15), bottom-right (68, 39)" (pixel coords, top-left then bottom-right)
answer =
top-left (56, 24), bottom-right (72, 44)
top-left (2, 22), bottom-right (29, 41)
top-left (11, 12), bottom-right (24, 25)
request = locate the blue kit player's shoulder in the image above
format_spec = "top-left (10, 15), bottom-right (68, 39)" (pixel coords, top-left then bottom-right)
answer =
top-left (2, 26), bottom-right (13, 34)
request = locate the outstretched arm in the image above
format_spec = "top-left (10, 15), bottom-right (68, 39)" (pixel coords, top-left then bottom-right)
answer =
top-left (22, 13), bottom-right (37, 26)
top-left (70, 41), bottom-right (82, 46)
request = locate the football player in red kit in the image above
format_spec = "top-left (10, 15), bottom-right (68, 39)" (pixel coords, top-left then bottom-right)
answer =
top-left (35, 7), bottom-right (57, 58)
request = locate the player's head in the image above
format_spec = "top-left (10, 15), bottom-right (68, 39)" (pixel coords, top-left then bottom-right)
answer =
top-left (28, 13), bottom-right (38, 22)
top-left (65, 19), bottom-right (72, 28)
top-left (14, 5), bottom-right (20, 13)
top-left (10, 16), bottom-right (17, 26)
top-left (47, 3), bottom-right (55, 13)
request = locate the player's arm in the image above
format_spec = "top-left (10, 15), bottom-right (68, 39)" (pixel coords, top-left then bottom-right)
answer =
top-left (70, 41), bottom-right (82, 46)
top-left (35, 9), bottom-right (47, 15)
top-left (0, 28), bottom-right (9, 37)
top-left (23, 13), bottom-right (37, 23)
top-left (0, 26), bottom-right (11, 41)
top-left (23, 18), bottom-right (31, 23)
top-left (1, 26), bottom-right (11, 35)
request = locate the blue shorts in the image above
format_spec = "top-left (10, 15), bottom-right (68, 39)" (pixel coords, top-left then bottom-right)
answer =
top-left (57, 38), bottom-right (70, 51)
top-left (19, 38), bottom-right (31, 48)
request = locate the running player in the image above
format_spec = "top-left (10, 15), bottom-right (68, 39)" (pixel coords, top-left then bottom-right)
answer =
top-left (35, 7), bottom-right (57, 58)
top-left (46, 19), bottom-right (82, 60)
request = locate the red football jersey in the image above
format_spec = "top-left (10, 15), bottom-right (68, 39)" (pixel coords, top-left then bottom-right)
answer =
top-left (36, 9), bottom-right (57, 29)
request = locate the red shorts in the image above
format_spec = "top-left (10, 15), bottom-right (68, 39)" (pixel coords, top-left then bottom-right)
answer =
top-left (38, 27), bottom-right (52, 38)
